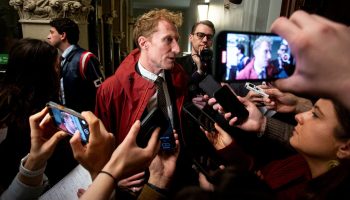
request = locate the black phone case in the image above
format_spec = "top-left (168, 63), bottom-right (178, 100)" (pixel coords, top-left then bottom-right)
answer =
top-left (199, 75), bottom-right (248, 124)
top-left (198, 75), bottom-right (221, 97)
top-left (183, 103), bottom-right (216, 132)
top-left (214, 85), bottom-right (249, 124)
top-left (137, 108), bottom-right (175, 151)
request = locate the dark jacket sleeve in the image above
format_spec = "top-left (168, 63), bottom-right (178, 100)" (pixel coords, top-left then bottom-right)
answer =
top-left (83, 54), bottom-right (105, 86)
top-left (137, 184), bottom-right (168, 200)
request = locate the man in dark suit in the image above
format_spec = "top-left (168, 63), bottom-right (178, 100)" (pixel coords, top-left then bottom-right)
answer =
top-left (47, 18), bottom-right (104, 112)
top-left (176, 20), bottom-right (215, 101)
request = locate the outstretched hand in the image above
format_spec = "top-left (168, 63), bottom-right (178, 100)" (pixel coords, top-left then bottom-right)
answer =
top-left (70, 111), bottom-right (115, 179)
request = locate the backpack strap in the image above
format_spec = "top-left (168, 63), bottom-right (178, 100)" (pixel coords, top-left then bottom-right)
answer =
top-left (79, 51), bottom-right (94, 80)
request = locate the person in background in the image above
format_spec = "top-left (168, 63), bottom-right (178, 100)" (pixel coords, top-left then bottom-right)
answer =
top-left (176, 20), bottom-right (215, 101)
top-left (47, 18), bottom-right (104, 112)
top-left (0, 38), bottom-right (75, 190)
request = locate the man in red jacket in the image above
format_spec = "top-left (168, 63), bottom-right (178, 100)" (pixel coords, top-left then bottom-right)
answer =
top-left (94, 9), bottom-right (189, 199)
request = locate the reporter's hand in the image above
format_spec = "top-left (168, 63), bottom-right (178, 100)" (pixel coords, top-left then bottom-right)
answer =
top-left (263, 88), bottom-right (312, 113)
top-left (203, 123), bottom-right (232, 150)
top-left (117, 172), bottom-right (145, 194)
top-left (103, 121), bottom-right (161, 181)
top-left (27, 107), bottom-right (68, 170)
top-left (244, 90), bottom-right (265, 106)
top-left (70, 111), bottom-right (115, 179)
top-left (20, 107), bottom-right (68, 186)
top-left (148, 132), bottom-right (180, 189)
top-left (227, 97), bottom-right (265, 132)
top-left (271, 10), bottom-right (350, 110)
top-left (80, 121), bottom-right (161, 200)
top-left (192, 95), bottom-right (208, 109)
top-left (211, 96), bottom-right (264, 133)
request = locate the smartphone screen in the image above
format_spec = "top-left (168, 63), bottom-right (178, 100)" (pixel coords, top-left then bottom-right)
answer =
top-left (47, 102), bottom-right (89, 143)
top-left (214, 31), bottom-right (295, 82)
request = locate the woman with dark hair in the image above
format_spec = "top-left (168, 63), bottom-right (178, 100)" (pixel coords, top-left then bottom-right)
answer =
top-left (0, 38), bottom-right (75, 194)
top-left (204, 97), bottom-right (350, 200)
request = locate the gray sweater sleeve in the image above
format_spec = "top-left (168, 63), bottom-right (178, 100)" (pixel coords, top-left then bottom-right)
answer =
top-left (0, 174), bottom-right (48, 200)
top-left (263, 117), bottom-right (294, 149)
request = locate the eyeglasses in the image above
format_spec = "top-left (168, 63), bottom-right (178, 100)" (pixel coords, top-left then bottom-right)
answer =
top-left (194, 32), bottom-right (213, 40)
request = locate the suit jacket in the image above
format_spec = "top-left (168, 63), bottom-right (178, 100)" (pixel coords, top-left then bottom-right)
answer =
top-left (61, 45), bottom-right (104, 112)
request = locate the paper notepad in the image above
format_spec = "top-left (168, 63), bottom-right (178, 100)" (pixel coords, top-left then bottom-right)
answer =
top-left (39, 165), bottom-right (92, 200)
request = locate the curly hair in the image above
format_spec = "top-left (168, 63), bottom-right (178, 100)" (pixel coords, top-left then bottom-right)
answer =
top-left (133, 9), bottom-right (183, 48)
top-left (0, 38), bottom-right (59, 127)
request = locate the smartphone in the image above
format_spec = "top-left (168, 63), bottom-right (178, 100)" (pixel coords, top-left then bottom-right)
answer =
top-left (137, 108), bottom-right (175, 151)
top-left (46, 101), bottom-right (89, 144)
top-left (183, 103), bottom-right (216, 132)
top-left (214, 30), bottom-right (295, 82)
top-left (192, 154), bottom-right (224, 184)
top-left (199, 75), bottom-right (248, 124)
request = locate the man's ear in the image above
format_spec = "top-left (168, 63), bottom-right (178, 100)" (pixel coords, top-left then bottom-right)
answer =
top-left (138, 36), bottom-right (148, 50)
top-left (60, 32), bottom-right (67, 41)
top-left (337, 140), bottom-right (350, 159)
top-left (189, 33), bottom-right (194, 42)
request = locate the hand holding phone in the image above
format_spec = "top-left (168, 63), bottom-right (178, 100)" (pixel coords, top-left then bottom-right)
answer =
top-left (137, 108), bottom-right (175, 151)
top-left (199, 75), bottom-right (248, 124)
top-left (47, 101), bottom-right (89, 144)
top-left (183, 103), bottom-right (216, 132)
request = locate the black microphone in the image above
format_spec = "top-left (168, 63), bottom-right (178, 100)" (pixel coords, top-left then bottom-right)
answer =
top-left (200, 49), bottom-right (213, 67)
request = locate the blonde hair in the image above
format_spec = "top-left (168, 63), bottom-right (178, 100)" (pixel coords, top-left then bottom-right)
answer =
top-left (133, 9), bottom-right (183, 48)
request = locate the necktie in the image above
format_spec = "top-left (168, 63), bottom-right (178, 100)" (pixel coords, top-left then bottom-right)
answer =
top-left (155, 76), bottom-right (168, 117)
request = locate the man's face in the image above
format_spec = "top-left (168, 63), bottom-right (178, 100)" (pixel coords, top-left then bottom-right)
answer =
top-left (254, 41), bottom-right (271, 69)
top-left (47, 27), bottom-right (62, 48)
top-left (189, 24), bottom-right (214, 54)
top-left (277, 44), bottom-right (288, 57)
top-left (144, 20), bottom-right (180, 72)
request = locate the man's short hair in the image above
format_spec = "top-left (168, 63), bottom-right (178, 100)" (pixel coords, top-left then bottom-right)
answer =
top-left (236, 43), bottom-right (245, 54)
top-left (253, 36), bottom-right (272, 52)
top-left (133, 9), bottom-right (183, 48)
top-left (191, 20), bottom-right (215, 35)
top-left (49, 18), bottom-right (80, 45)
